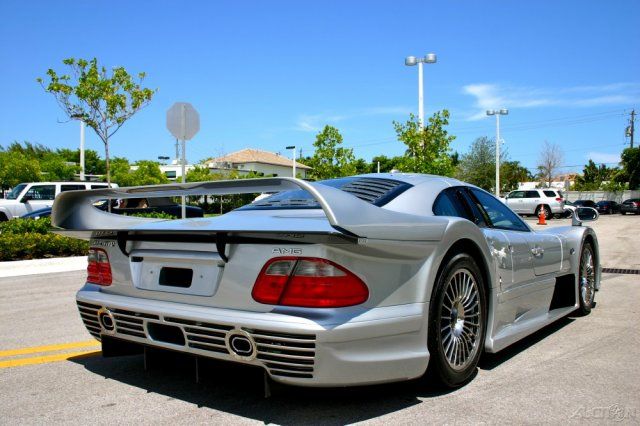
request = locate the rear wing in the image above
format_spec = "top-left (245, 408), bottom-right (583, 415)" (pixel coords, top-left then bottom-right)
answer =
top-left (51, 177), bottom-right (448, 241)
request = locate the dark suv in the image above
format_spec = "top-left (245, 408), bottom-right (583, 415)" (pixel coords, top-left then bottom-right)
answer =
top-left (620, 198), bottom-right (640, 215)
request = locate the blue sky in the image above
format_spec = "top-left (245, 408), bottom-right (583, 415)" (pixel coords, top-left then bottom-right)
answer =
top-left (1, 0), bottom-right (638, 174)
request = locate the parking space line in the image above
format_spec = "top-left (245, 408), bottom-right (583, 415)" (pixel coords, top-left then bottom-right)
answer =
top-left (0, 349), bottom-right (101, 369)
top-left (0, 340), bottom-right (100, 357)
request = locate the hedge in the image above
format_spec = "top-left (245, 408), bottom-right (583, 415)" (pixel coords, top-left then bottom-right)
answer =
top-left (0, 218), bottom-right (88, 261)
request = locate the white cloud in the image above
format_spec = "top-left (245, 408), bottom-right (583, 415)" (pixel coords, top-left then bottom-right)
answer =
top-left (587, 151), bottom-right (621, 164)
top-left (462, 82), bottom-right (640, 121)
top-left (294, 106), bottom-right (411, 132)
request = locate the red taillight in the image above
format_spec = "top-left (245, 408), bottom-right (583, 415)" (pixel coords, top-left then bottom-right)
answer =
top-left (252, 257), bottom-right (368, 308)
top-left (556, 197), bottom-right (562, 201)
top-left (87, 248), bottom-right (112, 286)
top-left (633, 201), bottom-right (640, 207)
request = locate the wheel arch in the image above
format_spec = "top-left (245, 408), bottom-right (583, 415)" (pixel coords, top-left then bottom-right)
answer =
top-left (434, 238), bottom-right (492, 297)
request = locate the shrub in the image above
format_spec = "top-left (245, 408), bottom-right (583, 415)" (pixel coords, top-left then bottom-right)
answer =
top-left (128, 211), bottom-right (176, 219)
top-left (0, 217), bottom-right (52, 235)
top-left (0, 232), bottom-right (88, 261)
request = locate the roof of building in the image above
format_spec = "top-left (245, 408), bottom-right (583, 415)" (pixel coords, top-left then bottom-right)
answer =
top-left (207, 148), bottom-right (311, 169)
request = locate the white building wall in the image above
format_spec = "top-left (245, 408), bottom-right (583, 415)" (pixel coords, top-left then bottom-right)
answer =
top-left (234, 162), bottom-right (308, 178)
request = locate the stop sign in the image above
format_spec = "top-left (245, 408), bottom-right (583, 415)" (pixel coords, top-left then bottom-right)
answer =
top-left (166, 102), bottom-right (200, 140)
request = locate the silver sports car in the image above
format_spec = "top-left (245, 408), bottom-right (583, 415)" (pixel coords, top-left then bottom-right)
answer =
top-left (52, 173), bottom-right (601, 388)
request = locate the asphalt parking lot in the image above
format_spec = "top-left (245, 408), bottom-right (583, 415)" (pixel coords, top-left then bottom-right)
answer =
top-left (1, 214), bottom-right (639, 424)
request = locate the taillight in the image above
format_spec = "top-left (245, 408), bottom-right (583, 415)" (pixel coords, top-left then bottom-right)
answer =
top-left (252, 257), bottom-right (368, 308)
top-left (87, 248), bottom-right (112, 286)
top-left (633, 201), bottom-right (640, 207)
top-left (556, 197), bottom-right (562, 201)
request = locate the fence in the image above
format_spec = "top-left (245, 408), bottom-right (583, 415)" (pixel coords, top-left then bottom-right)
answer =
top-left (565, 190), bottom-right (640, 203)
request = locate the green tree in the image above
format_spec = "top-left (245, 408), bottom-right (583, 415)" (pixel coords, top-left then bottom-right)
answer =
top-left (393, 111), bottom-right (456, 176)
top-left (39, 152), bottom-right (78, 181)
top-left (455, 136), bottom-right (500, 191)
top-left (618, 147), bottom-right (640, 190)
top-left (0, 151), bottom-right (41, 190)
top-left (38, 58), bottom-right (156, 184)
top-left (306, 125), bottom-right (357, 179)
top-left (501, 161), bottom-right (532, 192)
top-left (57, 148), bottom-right (106, 176)
top-left (370, 155), bottom-right (404, 173)
top-left (574, 160), bottom-right (616, 191)
top-left (110, 158), bottom-right (169, 187)
top-left (1, 141), bottom-right (77, 182)
top-left (186, 166), bottom-right (222, 182)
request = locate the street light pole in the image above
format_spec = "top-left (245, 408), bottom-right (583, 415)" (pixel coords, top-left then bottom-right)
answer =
top-left (286, 145), bottom-right (296, 177)
top-left (79, 120), bottom-right (85, 181)
top-left (486, 109), bottom-right (509, 196)
top-left (405, 53), bottom-right (437, 128)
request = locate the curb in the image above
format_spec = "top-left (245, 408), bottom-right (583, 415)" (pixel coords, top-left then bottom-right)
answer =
top-left (0, 256), bottom-right (87, 278)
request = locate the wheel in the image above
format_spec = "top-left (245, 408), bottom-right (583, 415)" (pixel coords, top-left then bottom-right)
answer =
top-left (621, 211), bottom-right (626, 215)
top-left (427, 253), bottom-right (486, 388)
top-left (577, 242), bottom-right (595, 316)
top-left (535, 205), bottom-right (552, 220)
top-left (0, 213), bottom-right (8, 222)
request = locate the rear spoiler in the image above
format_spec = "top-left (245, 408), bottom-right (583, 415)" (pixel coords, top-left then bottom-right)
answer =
top-left (52, 177), bottom-right (448, 242)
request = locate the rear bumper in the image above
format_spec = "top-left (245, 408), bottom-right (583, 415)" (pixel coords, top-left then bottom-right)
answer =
top-left (77, 284), bottom-right (429, 387)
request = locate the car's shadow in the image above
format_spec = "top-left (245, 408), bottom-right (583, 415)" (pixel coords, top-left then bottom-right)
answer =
top-left (69, 317), bottom-right (575, 424)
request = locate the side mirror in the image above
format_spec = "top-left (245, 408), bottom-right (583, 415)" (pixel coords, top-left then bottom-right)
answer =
top-left (572, 207), bottom-right (599, 226)
top-left (20, 195), bottom-right (31, 203)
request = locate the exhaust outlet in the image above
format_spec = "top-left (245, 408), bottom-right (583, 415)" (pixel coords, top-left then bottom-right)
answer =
top-left (226, 330), bottom-right (256, 361)
top-left (97, 308), bottom-right (116, 334)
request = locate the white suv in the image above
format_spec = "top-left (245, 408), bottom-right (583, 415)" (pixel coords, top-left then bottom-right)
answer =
top-left (0, 182), bottom-right (114, 221)
top-left (503, 189), bottom-right (565, 219)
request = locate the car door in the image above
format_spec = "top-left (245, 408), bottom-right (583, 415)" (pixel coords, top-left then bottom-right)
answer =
top-left (506, 191), bottom-right (525, 213)
top-left (523, 190), bottom-right (541, 214)
top-left (464, 188), bottom-right (536, 293)
top-left (20, 184), bottom-right (56, 214)
top-left (524, 233), bottom-right (563, 276)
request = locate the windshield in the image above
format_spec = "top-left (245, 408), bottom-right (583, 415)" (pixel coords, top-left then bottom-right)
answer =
top-left (6, 184), bottom-right (27, 200)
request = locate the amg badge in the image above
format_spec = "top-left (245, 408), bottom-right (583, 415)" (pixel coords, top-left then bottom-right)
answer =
top-left (272, 248), bottom-right (303, 255)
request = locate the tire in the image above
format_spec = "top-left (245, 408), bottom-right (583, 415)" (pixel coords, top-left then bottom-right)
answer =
top-left (0, 213), bottom-right (8, 222)
top-left (577, 242), bottom-right (595, 316)
top-left (535, 205), bottom-right (552, 220)
top-left (621, 211), bottom-right (626, 215)
top-left (427, 253), bottom-right (487, 388)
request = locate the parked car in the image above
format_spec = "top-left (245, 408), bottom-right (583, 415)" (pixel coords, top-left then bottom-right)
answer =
top-left (53, 174), bottom-right (600, 389)
top-left (0, 182), bottom-right (115, 221)
top-left (595, 200), bottom-right (620, 214)
top-left (620, 198), bottom-right (640, 215)
top-left (20, 207), bottom-right (53, 219)
top-left (562, 200), bottom-right (577, 218)
top-left (573, 200), bottom-right (598, 209)
top-left (21, 197), bottom-right (204, 220)
top-left (503, 188), bottom-right (564, 219)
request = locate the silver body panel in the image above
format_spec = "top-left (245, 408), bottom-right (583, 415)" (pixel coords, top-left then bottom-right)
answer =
top-left (54, 173), bottom-right (600, 386)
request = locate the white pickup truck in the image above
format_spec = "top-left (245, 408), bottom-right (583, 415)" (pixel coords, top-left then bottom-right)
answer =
top-left (0, 181), bottom-right (115, 221)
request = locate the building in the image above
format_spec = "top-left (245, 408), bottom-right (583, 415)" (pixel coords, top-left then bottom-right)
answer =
top-left (205, 148), bottom-right (311, 178)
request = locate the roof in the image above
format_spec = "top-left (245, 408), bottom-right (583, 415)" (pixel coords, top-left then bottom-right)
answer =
top-left (207, 148), bottom-right (311, 170)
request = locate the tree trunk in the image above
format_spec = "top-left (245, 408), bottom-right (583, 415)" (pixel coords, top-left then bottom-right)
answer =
top-left (104, 138), bottom-right (111, 185)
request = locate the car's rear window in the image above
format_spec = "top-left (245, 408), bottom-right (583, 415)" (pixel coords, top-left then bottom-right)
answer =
top-left (543, 190), bottom-right (556, 197)
top-left (238, 177), bottom-right (412, 210)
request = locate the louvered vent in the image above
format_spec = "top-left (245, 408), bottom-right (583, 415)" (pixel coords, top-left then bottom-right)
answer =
top-left (340, 178), bottom-right (411, 206)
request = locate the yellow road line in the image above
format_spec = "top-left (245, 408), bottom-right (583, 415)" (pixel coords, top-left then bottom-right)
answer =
top-left (0, 350), bottom-right (102, 369)
top-left (0, 340), bottom-right (100, 358)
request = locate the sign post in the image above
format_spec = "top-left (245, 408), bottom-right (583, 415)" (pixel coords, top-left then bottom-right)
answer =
top-left (166, 102), bottom-right (200, 218)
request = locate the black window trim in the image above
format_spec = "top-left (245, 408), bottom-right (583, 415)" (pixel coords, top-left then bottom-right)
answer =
top-left (466, 187), bottom-right (531, 233)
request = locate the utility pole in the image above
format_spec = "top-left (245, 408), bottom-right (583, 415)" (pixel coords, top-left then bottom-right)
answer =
top-left (630, 109), bottom-right (635, 148)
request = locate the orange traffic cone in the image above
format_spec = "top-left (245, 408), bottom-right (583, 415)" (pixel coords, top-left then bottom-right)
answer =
top-left (537, 205), bottom-right (547, 225)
